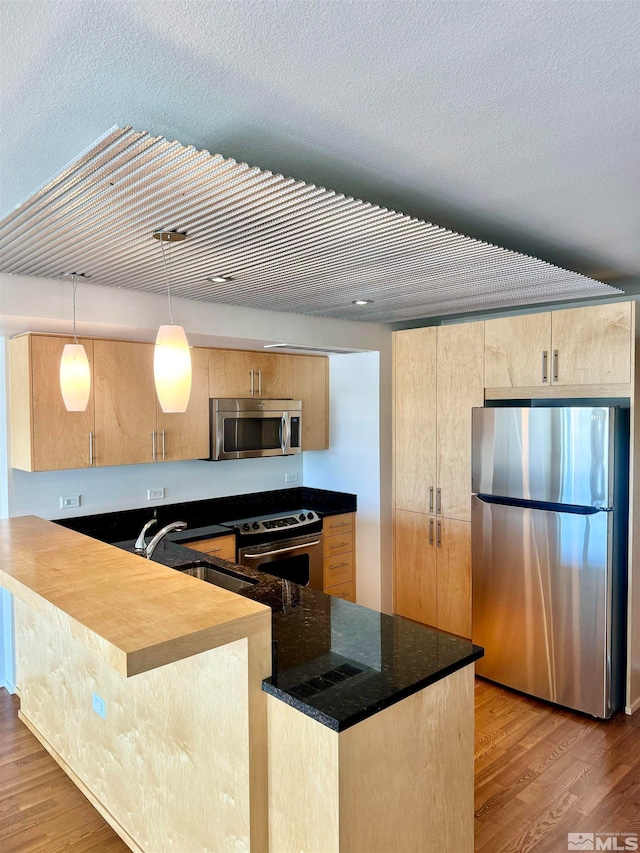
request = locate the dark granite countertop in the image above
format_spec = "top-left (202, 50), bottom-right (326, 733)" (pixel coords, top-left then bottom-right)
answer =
top-left (55, 487), bottom-right (356, 543)
top-left (117, 537), bottom-right (483, 733)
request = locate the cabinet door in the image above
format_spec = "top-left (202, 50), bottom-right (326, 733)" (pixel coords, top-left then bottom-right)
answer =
top-left (436, 322), bottom-right (484, 522)
top-left (292, 355), bottom-right (328, 450)
top-left (394, 509), bottom-right (437, 626)
top-left (254, 352), bottom-right (294, 398)
top-left (185, 534), bottom-right (236, 561)
top-left (94, 340), bottom-right (157, 466)
top-left (208, 349), bottom-right (255, 397)
top-left (551, 302), bottom-right (632, 385)
top-left (11, 335), bottom-right (95, 472)
top-left (436, 518), bottom-right (471, 639)
top-left (393, 328), bottom-right (437, 513)
top-left (484, 313), bottom-right (551, 388)
top-left (157, 347), bottom-right (210, 461)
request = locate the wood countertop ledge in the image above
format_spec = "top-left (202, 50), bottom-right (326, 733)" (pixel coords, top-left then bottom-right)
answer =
top-left (0, 516), bottom-right (271, 677)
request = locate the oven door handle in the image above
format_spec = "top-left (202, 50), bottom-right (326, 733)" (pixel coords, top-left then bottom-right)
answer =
top-left (244, 540), bottom-right (321, 558)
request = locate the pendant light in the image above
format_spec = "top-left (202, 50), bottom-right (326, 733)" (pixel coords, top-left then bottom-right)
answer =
top-left (60, 273), bottom-right (91, 411)
top-left (152, 230), bottom-right (192, 413)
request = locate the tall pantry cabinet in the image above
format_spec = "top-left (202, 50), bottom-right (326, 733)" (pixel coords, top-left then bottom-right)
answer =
top-left (393, 322), bottom-right (484, 638)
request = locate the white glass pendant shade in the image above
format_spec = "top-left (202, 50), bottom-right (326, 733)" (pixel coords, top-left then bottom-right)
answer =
top-left (60, 343), bottom-right (91, 411)
top-left (154, 324), bottom-right (192, 412)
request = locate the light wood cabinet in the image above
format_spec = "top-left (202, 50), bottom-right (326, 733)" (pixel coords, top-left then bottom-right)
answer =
top-left (551, 303), bottom-right (632, 385)
top-left (10, 334), bottom-right (96, 472)
top-left (93, 340), bottom-right (157, 467)
top-left (485, 302), bottom-right (632, 389)
top-left (208, 349), bottom-right (294, 399)
top-left (393, 328), bottom-right (437, 513)
top-left (292, 355), bottom-right (329, 451)
top-left (394, 510), bottom-right (471, 638)
top-left (393, 322), bottom-right (481, 637)
top-left (394, 322), bottom-right (484, 522)
top-left (183, 534), bottom-right (236, 561)
top-left (323, 512), bottom-right (356, 600)
top-left (156, 347), bottom-right (210, 462)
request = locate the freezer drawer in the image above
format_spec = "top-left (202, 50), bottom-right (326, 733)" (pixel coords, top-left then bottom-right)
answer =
top-left (471, 496), bottom-right (621, 718)
top-left (472, 406), bottom-right (615, 508)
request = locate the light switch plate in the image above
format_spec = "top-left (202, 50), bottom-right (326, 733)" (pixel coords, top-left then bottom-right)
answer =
top-left (147, 488), bottom-right (165, 500)
top-left (285, 473), bottom-right (298, 483)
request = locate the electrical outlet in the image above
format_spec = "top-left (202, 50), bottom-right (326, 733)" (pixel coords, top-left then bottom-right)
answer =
top-left (147, 488), bottom-right (165, 500)
top-left (92, 692), bottom-right (106, 719)
top-left (59, 494), bottom-right (80, 509)
top-left (285, 472), bottom-right (298, 483)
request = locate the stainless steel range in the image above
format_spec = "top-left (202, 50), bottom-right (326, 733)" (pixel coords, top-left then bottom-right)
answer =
top-left (222, 509), bottom-right (323, 589)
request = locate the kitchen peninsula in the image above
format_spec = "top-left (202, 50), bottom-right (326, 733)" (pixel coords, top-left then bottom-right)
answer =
top-left (0, 510), bottom-right (482, 853)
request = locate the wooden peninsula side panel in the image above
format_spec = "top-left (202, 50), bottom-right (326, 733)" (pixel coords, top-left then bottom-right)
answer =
top-left (267, 664), bottom-right (474, 853)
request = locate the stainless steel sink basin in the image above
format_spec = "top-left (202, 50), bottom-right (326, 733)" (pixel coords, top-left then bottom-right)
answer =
top-left (176, 561), bottom-right (258, 592)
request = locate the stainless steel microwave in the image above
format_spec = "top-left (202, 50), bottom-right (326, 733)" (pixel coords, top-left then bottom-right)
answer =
top-left (209, 399), bottom-right (302, 460)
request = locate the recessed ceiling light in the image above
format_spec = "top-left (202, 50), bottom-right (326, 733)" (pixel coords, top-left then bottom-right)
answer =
top-left (207, 274), bottom-right (233, 283)
top-left (352, 299), bottom-right (373, 306)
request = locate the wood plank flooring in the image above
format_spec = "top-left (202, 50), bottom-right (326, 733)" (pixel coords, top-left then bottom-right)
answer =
top-left (0, 689), bottom-right (128, 853)
top-left (475, 679), bottom-right (640, 853)
top-left (2, 682), bottom-right (640, 851)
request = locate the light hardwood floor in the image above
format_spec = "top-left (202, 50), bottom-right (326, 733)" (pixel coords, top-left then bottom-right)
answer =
top-left (2, 682), bottom-right (639, 851)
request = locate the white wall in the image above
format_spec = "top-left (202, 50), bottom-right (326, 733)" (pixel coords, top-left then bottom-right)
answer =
top-left (304, 352), bottom-right (383, 611)
top-left (0, 274), bottom-right (393, 609)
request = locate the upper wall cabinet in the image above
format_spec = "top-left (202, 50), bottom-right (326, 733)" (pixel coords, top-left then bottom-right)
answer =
top-left (10, 334), bottom-right (96, 472)
top-left (208, 349), bottom-right (294, 399)
top-left (292, 355), bottom-right (329, 451)
top-left (485, 302), bottom-right (633, 389)
top-left (10, 334), bottom-right (210, 471)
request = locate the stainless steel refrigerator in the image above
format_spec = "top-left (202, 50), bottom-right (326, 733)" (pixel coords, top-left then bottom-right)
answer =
top-left (471, 405), bottom-right (628, 718)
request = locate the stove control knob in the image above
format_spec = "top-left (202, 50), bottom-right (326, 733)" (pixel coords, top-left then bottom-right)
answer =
top-left (299, 513), bottom-right (306, 521)
top-left (242, 523), bottom-right (250, 531)
top-left (307, 512), bottom-right (314, 520)
top-left (252, 522), bottom-right (260, 530)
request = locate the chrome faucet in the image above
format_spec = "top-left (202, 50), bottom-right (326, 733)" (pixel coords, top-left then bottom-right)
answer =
top-left (134, 518), bottom-right (157, 553)
top-left (141, 521), bottom-right (187, 559)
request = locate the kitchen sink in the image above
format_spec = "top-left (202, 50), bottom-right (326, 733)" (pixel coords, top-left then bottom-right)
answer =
top-left (176, 561), bottom-right (258, 592)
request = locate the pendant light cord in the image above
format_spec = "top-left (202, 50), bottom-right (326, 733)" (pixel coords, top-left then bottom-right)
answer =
top-left (72, 274), bottom-right (79, 343)
top-left (159, 233), bottom-right (174, 324)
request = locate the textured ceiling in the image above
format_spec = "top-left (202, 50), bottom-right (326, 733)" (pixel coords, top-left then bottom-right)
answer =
top-left (0, 125), bottom-right (620, 322)
top-left (0, 1), bottom-right (638, 322)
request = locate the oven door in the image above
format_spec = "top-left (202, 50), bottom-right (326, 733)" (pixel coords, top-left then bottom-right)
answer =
top-left (238, 532), bottom-right (323, 589)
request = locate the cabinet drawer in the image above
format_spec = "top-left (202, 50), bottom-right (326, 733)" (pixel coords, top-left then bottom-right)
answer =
top-left (323, 530), bottom-right (353, 559)
top-left (323, 552), bottom-right (353, 588)
top-left (324, 581), bottom-right (355, 602)
top-left (323, 513), bottom-right (353, 535)
top-left (184, 534), bottom-right (236, 561)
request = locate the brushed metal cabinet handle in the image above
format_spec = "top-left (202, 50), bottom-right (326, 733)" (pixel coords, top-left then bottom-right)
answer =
top-left (250, 368), bottom-right (255, 395)
top-left (152, 429), bottom-right (156, 462)
top-left (330, 542), bottom-right (349, 549)
top-left (329, 521), bottom-right (350, 529)
top-left (542, 350), bottom-right (548, 383)
top-left (429, 518), bottom-right (434, 546)
top-left (161, 429), bottom-right (166, 461)
top-left (258, 369), bottom-right (262, 396)
top-left (329, 561), bottom-right (350, 570)
top-left (437, 520), bottom-right (442, 548)
top-left (553, 349), bottom-right (559, 383)
top-left (436, 487), bottom-right (442, 515)
top-left (89, 431), bottom-right (94, 466)
top-left (429, 486), bottom-right (434, 514)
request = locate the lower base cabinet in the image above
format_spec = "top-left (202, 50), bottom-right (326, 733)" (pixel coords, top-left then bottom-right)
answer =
top-left (394, 509), bottom-right (471, 639)
top-left (182, 534), bottom-right (236, 562)
top-left (323, 512), bottom-right (356, 601)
